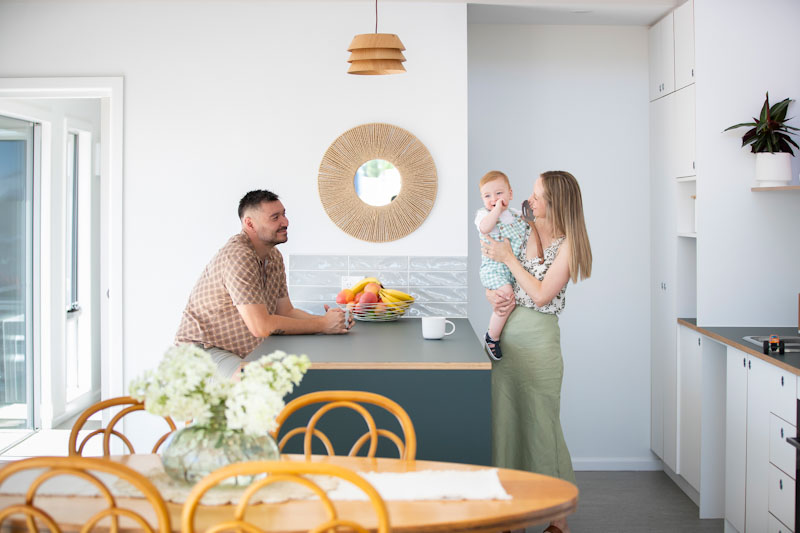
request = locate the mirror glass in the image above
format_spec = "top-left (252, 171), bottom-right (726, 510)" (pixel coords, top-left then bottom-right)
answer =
top-left (354, 159), bottom-right (401, 206)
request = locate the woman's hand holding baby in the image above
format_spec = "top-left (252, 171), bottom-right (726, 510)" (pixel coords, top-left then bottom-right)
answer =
top-left (481, 235), bottom-right (514, 265)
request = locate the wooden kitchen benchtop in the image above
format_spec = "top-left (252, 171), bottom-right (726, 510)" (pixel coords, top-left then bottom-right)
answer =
top-left (246, 318), bottom-right (491, 370)
top-left (678, 318), bottom-right (800, 376)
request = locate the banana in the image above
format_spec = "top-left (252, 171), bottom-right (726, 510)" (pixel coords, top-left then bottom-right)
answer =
top-left (349, 277), bottom-right (381, 294)
top-left (379, 289), bottom-right (400, 303)
top-left (380, 288), bottom-right (414, 302)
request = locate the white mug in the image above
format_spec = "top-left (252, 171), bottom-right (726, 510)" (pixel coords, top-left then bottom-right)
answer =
top-left (422, 317), bottom-right (456, 340)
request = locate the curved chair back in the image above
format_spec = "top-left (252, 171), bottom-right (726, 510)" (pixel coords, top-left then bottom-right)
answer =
top-left (272, 390), bottom-right (416, 460)
top-left (181, 460), bottom-right (389, 533)
top-left (68, 396), bottom-right (177, 456)
top-left (0, 455), bottom-right (171, 532)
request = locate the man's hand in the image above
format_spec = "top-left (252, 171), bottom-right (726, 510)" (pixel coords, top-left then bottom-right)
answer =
top-left (486, 288), bottom-right (515, 317)
top-left (320, 304), bottom-right (351, 334)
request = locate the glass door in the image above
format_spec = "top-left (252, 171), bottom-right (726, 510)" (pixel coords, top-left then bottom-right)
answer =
top-left (0, 115), bottom-right (36, 444)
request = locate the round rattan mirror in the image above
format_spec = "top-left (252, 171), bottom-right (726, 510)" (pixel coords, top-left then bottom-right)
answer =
top-left (318, 123), bottom-right (437, 242)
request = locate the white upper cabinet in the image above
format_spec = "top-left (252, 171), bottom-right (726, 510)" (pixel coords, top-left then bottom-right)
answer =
top-left (648, 12), bottom-right (675, 101)
top-left (673, 0), bottom-right (695, 90)
top-left (649, 1), bottom-right (695, 101)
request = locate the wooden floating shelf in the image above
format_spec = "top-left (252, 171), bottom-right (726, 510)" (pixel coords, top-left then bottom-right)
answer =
top-left (751, 185), bottom-right (800, 191)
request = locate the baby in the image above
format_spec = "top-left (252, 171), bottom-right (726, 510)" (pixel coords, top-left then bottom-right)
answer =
top-left (475, 171), bottom-right (528, 361)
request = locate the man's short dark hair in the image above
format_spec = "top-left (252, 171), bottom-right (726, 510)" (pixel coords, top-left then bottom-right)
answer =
top-left (238, 190), bottom-right (279, 219)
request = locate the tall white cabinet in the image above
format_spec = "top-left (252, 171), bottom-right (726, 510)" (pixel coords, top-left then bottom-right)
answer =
top-left (649, 0), bottom-right (696, 475)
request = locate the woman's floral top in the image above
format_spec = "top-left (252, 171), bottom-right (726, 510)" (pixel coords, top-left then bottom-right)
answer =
top-left (513, 230), bottom-right (567, 315)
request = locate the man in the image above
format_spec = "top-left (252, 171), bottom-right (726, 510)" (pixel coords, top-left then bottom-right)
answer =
top-left (175, 189), bottom-right (351, 377)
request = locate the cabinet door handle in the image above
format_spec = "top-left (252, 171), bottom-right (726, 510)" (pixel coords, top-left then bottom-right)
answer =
top-left (780, 478), bottom-right (783, 490)
top-left (781, 376), bottom-right (784, 386)
top-left (748, 360), bottom-right (751, 369)
top-left (781, 427), bottom-right (784, 438)
top-left (743, 357), bottom-right (746, 367)
top-left (691, 68), bottom-right (694, 77)
top-left (697, 338), bottom-right (700, 346)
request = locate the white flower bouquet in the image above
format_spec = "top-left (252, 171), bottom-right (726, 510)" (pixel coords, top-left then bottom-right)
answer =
top-left (130, 345), bottom-right (311, 436)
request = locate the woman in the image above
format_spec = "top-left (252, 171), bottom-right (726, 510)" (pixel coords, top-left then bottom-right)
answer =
top-left (481, 171), bottom-right (592, 533)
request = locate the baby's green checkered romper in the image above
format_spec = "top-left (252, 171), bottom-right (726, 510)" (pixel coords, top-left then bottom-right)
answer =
top-left (475, 207), bottom-right (528, 290)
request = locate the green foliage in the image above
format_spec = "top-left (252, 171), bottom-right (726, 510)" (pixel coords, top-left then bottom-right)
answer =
top-left (724, 92), bottom-right (800, 155)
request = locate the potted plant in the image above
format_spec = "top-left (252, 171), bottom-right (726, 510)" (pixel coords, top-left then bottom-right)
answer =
top-left (725, 92), bottom-right (799, 186)
top-left (130, 345), bottom-right (310, 484)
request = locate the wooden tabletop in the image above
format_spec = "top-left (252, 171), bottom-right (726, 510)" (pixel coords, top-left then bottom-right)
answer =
top-left (0, 454), bottom-right (578, 532)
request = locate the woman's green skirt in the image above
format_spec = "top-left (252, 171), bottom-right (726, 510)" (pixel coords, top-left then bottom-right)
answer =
top-left (492, 306), bottom-right (576, 484)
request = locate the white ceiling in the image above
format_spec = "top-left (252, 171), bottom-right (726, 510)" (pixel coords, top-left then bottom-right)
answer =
top-left (466, 1), bottom-right (683, 25)
top-left (467, 1), bottom-right (681, 26)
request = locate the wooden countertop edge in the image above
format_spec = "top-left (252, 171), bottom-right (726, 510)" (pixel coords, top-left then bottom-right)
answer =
top-left (677, 319), bottom-right (800, 376)
top-left (310, 362), bottom-right (491, 370)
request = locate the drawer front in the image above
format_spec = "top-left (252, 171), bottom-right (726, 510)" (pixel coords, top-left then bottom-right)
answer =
top-left (771, 414), bottom-right (798, 479)
top-left (769, 512), bottom-right (794, 533)
top-left (773, 367), bottom-right (796, 425)
top-left (770, 464), bottom-right (796, 529)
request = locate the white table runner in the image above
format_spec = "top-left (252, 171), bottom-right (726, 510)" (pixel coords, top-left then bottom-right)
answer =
top-left (0, 465), bottom-right (510, 505)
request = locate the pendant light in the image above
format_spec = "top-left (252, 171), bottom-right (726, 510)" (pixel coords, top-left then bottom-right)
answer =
top-left (347, 0), bottom-right (406, 75)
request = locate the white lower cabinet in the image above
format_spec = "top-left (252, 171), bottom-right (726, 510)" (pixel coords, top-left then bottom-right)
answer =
top-left (747, 355), bottom-right (772, 533)
top-left (770, 512), bottom-right (794, 533)
top-left (726, 347), bottom-right (747, 532)
top-left (679, 326), bottom-right (702, 490)
top-left (770, 414), bottom-right (797, 479)
top-left (726, 346), bottom-right (797, 532)
top-left (770, 465), bottom-right (795, 530)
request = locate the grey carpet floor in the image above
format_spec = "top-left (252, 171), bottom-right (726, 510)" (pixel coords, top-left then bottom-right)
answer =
top-left (527, 471), bottom-right (723, 533)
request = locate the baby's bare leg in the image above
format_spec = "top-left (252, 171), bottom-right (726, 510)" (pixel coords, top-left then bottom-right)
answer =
top-left (488, 284), bottom-right (514, 340)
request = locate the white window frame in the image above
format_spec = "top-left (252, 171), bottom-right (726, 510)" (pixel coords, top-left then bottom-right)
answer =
top-left (0, 78), bottom-right (125, 424)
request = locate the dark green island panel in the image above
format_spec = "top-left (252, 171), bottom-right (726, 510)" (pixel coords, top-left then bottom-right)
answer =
top-left (246, 318), bottom-right (492, 466)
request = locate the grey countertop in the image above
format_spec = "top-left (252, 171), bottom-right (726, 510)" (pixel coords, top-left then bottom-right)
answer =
top-left (679, 318), bottom-right (800, 375)
top-left (245, 318), bottom-right (490, 370)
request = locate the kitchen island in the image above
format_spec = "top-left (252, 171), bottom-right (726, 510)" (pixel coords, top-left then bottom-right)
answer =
top-left (246, 318), bottom-right (492, 465)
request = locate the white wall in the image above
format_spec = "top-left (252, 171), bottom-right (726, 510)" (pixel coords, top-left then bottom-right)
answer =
top-left (468, 24), bottom-right (655, 469)
top-left (695, 0), bottom-right (800, 326)
top-left (0, 1), bottom-right (468, 384)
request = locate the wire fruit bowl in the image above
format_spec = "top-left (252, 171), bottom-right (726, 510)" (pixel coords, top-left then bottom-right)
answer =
top-left (338, 300), bottom-right (413, 322)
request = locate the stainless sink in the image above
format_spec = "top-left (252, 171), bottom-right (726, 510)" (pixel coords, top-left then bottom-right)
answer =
top-left (743, 335), bottom-right (800, 353)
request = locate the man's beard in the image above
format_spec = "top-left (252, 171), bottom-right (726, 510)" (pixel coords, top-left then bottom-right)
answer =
top-left (260, 228), bottom-right (288, 245)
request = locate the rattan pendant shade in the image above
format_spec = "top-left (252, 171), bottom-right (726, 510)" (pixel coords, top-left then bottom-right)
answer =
top-left (347, 33), bottom-right (406, 75)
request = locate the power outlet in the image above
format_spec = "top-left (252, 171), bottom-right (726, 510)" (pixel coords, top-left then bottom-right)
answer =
top-left (341, 275), bottom-right (362, 290)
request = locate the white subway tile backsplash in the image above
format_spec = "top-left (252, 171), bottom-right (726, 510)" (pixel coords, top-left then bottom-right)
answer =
top-left (288, 286), bottom-right (339, 302)
top-left (288, 254), bottom-right (468, 318)
top-left (409, 256), bottom-right (468, 270)
top-left (348, 256), bottom-right (409, 271)
top-left (409, 287), bottom-right (469, 303)
top-left (409, 271), bottom-right (468, 286)
top-left (290, 255), bottom-right (348, 270)
top-left (348, 271), bottom-right (408, 286)
top-left (288, 270), bottom-right (348, 286)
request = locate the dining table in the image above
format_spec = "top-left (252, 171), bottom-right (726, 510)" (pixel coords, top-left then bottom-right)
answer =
top-left (0, 453), bottom-right (579, 532)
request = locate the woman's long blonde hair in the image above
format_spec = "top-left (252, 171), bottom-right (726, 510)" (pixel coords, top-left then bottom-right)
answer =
top-left (540, 171), bottom-right (592, 283)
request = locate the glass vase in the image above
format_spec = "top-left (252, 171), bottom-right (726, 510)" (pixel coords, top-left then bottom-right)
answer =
top-left (161, 425), bottom-right (280, 485)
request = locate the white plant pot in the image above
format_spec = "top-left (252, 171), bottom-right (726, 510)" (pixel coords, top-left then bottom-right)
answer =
top-left (755, 152), bottom-right (793, 187)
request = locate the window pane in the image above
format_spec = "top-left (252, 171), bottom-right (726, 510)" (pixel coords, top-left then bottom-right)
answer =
top-left (66, 132), bottom-right (78, 309)
top-left (0, 115), bottom-right (34, 430)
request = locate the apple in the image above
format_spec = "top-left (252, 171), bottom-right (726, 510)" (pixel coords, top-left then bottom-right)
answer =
top-left (360, 291), bottom-right (378, 304)
top-left (354, 292), bottom-right (363, 303)
top-left (364, 282), bottom-right (381, 295)
top-left (335, 289), bottom-right (355, 304)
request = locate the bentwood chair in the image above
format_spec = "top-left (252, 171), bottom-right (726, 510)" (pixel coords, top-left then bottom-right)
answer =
top-left (272, 390), bottom-right (416, 460)
top-left (181, 461), bottom-right (390, 533)
top-left (0, 456), bottom-right (171, 532)
top-left (68, 396), bottom-right (177, 456)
